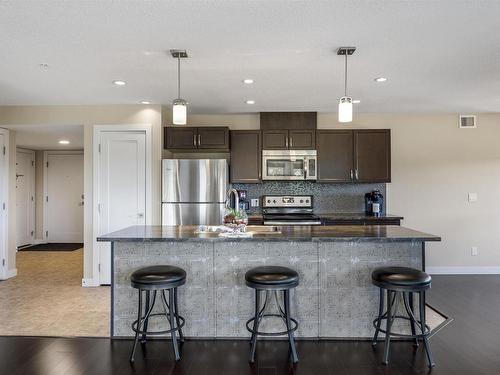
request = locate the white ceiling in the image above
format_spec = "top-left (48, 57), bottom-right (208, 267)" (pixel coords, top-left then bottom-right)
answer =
top-left (1, 125), bottom-right (84, 150)
top-left (1, 1), bottom-right (500, 113)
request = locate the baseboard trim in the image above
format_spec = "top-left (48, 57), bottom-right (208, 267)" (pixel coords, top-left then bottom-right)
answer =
top-left (427, 266), bottom-right (500, 275)
top-left (81, 278), bottom-right (100, 287)
top-left (6, 268), bottom-right (17, 278)
top-left (33, 239), bottom-right (47, 245)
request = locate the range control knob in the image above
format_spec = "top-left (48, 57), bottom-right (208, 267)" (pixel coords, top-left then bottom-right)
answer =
top-left (305, 199), bottom-right (310, 203)
top-left (267, 199), bottom-right (271, 203)
top-left (273, 199), bottom-right (276, 203)
top-left (300, 199), bottom-right (304, 203)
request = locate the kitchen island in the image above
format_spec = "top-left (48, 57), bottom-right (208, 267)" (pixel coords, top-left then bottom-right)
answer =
top-left (98, 225), bottom-right (440, 339)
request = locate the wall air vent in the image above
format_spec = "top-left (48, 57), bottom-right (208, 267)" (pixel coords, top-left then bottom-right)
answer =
top-left (459, 115), bottom-right (476, 128)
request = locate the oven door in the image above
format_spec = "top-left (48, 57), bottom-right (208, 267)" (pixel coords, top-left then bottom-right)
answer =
top-left (262, 155), bottom-right (306, 180)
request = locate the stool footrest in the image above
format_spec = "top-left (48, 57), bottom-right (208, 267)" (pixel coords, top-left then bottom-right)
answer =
top-left (246, 314), bottom-right (298, 336)
top-left (131, 313), bottom-right (185, 336)
top-left (372, 315), bottom-right (431, 338)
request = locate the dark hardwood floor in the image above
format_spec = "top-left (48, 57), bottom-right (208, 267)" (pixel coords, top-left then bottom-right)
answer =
top-left (1, 275), bottom-right (500, 375)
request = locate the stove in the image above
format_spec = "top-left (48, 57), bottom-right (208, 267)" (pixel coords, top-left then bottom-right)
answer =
top-left (262, 195), bottom-right (322, 225)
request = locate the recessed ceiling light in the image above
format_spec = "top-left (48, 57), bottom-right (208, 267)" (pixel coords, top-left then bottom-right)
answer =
top-left (39, 63), bottom-right (49, 69)
top-left (58, 140), bottom-right (70, 145)
top-left (113, 80), bottom-right (126, 86)
top-left (352, 100), bottom-right (361, 104)
top-left (374, 77), bottom-right (388, 82)
top-left (140, 101), bottom-right (150, 105)
top-left (245, 100), bottom-right (255, 105)
top-left (242, 79), bottom-right (254, 84)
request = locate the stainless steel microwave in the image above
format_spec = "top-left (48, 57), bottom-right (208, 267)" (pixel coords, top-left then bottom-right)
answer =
top-left (262, 150), bottom-right (317, 181)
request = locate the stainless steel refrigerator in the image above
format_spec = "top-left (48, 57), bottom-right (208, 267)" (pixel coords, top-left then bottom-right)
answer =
top-left (162, 159), bottom-right (228, 225)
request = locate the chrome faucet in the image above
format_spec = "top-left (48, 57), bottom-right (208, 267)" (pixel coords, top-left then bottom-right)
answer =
top-left (226, 188), bottom-right (240, 211)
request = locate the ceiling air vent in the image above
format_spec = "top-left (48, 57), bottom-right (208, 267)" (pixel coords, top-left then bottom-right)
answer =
top-left (459, 115), bottom-right (476, 128)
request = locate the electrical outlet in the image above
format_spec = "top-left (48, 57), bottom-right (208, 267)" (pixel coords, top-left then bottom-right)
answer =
top-left (251, 199), bottom-right (259, 207)
top-left (471, 246), bottom-right (478, 256)
top-left (468, 193), bottom-right (478, 202)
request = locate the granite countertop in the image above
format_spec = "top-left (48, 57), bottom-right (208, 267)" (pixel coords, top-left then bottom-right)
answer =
top-left (318, 213), bottom-right (404, 220)
top-left (97, 225), bottom-right (440, 243)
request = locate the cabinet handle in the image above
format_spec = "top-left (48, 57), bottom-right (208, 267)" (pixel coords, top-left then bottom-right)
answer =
top-left (198, 134), bottom-right (201, 146)
top-left (193, 134), bottom-right (197, 147)
top-left (286, 137), bottom-right (289, 148)
top-left (290, 137), bottom-right (293, 148)
top-left (355, 169), bottom-right (359, 180)
top-left (350, 169), bottom-right (354, 180)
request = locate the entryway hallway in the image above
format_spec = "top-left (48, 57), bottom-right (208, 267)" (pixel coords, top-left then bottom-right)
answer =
top-left (0, 248), bottom-right (109, 336)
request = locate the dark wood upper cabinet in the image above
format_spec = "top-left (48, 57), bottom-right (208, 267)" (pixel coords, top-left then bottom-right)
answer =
top-left (262, 130), bottom-right (289, 149)
top-left (354, 129), bottom-right (391, 182)
top-left (164, 127), bottom-right (229, 150)
top-left (260, 112), bottom-right (317, 130)
top-left (164, 127), bottom-right (197, 149)
top-left (230, 130), bottom-right (261, 183)
top-left (197, 127), bottom-right (229, 149)
top-left (289, 130), bottom-right (316, 149)
top-left (317, 130), bottom-right (354, 182)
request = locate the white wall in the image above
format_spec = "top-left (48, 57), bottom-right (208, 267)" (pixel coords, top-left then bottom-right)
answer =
top-left (0, 105), bottom-right (162, 283)
top-left (2, 107), bottom-right (499, 277)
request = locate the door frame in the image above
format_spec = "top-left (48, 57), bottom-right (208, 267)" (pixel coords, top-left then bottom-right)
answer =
top-left (92, 124), bottom-right (152, 286)
top-left (0, 128), bottom-right (10, 280)
top-left (16, 148), bottom-right (35, 248)
top-left (43, 150), bottom-right (84, 242)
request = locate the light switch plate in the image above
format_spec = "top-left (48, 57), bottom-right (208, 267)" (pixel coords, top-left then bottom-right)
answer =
top-left (468, 193), bottom-right (478, 202)
top-left (251, 199), bottom-right (259, 207)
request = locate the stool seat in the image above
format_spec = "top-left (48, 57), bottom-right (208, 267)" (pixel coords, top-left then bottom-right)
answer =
top-left (245, 266), bottom-right (299, 289)
top-left (372, 266), bottom-right (431, 290)
top-left (131, 265), bottom-right (186, 289)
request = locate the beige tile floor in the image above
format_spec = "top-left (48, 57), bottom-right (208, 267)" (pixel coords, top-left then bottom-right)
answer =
top-left (0, 248), bottom-right (109, 337)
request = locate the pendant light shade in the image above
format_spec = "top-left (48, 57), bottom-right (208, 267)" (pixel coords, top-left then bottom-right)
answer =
top-left (171, 49), bottom-right (188, 125)
top-left (172, 98), bottom-right (187, 125)
top-left (338, 96), bottom-right (353, 123)
top-left (337, 47), bottom-right (356, 123)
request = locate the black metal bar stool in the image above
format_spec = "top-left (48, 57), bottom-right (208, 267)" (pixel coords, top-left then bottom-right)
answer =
top-left (129, 265), bottom-right (186, 362)
top-left (245, 266), bottom-right (299, 364)
top-left (371, 266), bottom-right (435, 368)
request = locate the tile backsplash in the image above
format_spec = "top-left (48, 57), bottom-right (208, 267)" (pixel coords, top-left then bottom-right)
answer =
top-left (232, 181), bottom-right (386, 214)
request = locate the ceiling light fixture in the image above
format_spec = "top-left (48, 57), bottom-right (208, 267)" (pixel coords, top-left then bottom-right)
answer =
top-left (337, 47), bottom-right (356, 123)
top-left (353, 100), bottom-right (361, 104)
top-left (113, 80), bottom-right (126, 86)
top-left (243, 79), bottom-right (254, 84)
top-left (245, 100), bottom-right (255, 105)
top-left (58, 140), bottom-right (70, 145)
top-left (171, 49), bottom-right (188, 125)
top-left (140, 101), bottom-right (151, 105)
top-left (374, 77), bottom-right (387, 82)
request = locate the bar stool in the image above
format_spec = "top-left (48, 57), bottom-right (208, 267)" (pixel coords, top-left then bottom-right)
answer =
top-left (245, 266), bottom-right (299, 364)
top-left (129, 265), bottom-right (186, 362)
top-left (371, 266), bottom-right (435, 368)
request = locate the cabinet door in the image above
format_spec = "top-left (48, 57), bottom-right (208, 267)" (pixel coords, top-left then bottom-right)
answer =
top-left (289, 130), bottom-right (316, 149)
top-left (317, 130), bottom-right (354, 182)
top-left (230, 131), bottom-right (261, 183)
top-left (198, 127), bottom-right (229, 150)
top-left (262, 130), bottom-right (289, 149)
top-left (164, 127), bottom-right (197, 149)
top-left (354, 129), bottom-right (391, 182)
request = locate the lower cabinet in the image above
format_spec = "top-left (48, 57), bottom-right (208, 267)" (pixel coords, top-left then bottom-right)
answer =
top-left (230, 130), bottom-right (261, 183)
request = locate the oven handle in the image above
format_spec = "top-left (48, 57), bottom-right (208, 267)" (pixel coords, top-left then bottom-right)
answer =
top-left (263, 221), bottom-right (322, 225)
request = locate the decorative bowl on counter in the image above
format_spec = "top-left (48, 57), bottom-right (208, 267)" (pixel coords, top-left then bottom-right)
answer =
top-left (223, 208), bottom-right (248, 233)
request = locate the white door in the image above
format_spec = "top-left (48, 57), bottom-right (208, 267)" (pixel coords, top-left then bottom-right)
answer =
top-left (46, 153), bottom-right (84, 242)
top-left (16, 149), bottom-right (35, 248)
top-left (98, 131), bottom-right (146, 284)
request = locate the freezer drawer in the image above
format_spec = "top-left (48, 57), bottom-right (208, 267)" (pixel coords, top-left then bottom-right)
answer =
top-left (162, 203), bottom-right (225, 225)
top-left (162, 159), bottom-right (228, 203)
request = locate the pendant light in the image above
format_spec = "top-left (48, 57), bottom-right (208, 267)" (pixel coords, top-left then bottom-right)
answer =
top-left (171, 49), bottom-right (188, 125)
top-left (337, 47), bottom-right (356, 123)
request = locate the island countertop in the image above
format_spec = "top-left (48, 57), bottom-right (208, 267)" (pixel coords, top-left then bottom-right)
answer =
top-left (97, 224), bottom-right (440, 243)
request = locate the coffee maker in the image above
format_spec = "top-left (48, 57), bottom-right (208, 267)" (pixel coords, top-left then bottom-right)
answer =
top-left (365, 190), bottom-right (384, 216)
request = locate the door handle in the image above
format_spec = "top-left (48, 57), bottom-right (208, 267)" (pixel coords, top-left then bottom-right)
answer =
top-left (355, 169), bottom-right (359, 180)
top-left (350, 169), bottom-right (354, 180)
top-left (290, 137), bottom-right (293, 148)
top-left (285, 137), bottom-right (289, 148)
top-left (198, 134), bottom-right (201, 146)
top-left (193, 134), bottom-right (197, 147)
